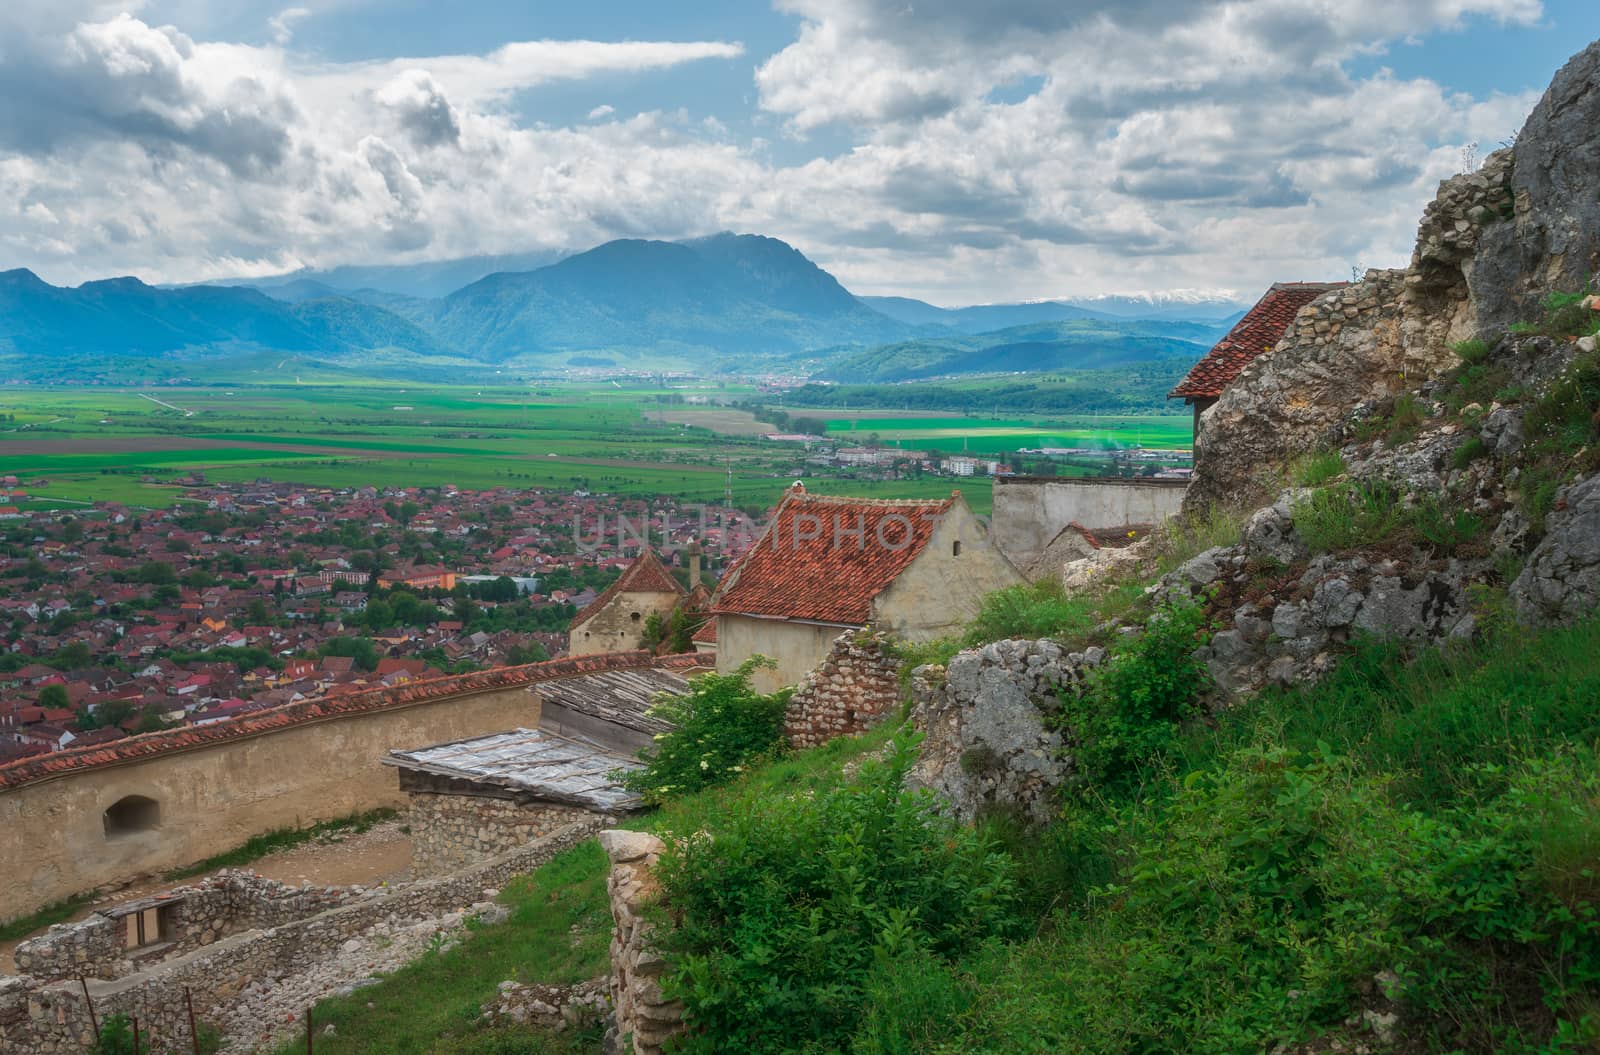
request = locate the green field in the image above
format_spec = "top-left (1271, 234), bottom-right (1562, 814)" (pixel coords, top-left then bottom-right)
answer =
top-left (8, 384), bottom-right (1214, 514)
top-left (820, 414), bottom-right (1192, 455)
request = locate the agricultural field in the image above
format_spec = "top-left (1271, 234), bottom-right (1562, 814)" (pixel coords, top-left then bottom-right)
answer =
top-left (818, 414), bottom-right (1193, 455)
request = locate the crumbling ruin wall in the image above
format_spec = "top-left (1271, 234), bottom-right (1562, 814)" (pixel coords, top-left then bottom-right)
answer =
top-left (0, 818), bottom-right (609, 1055)
top-left (783, 628), bottom-right (902, 750)
top-left (12, 872), bottom-right (356, 984)
top-left (408, 793), bottom-right (595, 877)
top-left (601, 830), bottom-right (684, 1055)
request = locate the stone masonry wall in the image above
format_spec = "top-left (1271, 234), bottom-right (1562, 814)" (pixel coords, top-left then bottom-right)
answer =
top-left (13, 873), bottom-right (356, 985)
top-left (783, 628), bottom-right (902, 750)
top-left (601, 830), bottom-right (684, 1055)
top-left (408, 792), bottom-right (595, 878)
top-left (0, 818), bottom-right (611, 1055)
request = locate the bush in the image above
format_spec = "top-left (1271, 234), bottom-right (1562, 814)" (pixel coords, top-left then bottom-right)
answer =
top-left (1290, 480), bottom-right (1401, 553)
top-left (620, 658), bottom-right (789, 805)
top-left (654, 735), bottom-right (1017, 1054)
top-left (1451, 435), bottom-right (1490, 469)
top-left (1408, 494), bottom-right (1484, 555)
top-left (95, 1015), bottom-right (147, 1055)
top-left (962, 578), bottom-right (1098, 646)
top-left (1059, 600), bottom-right (1211, 792)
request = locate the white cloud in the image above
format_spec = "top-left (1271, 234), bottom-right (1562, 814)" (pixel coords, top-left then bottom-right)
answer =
top-left (0, 0), bottom-right (1555, 303)
top-left (268, 6), bottom-right (311, 46)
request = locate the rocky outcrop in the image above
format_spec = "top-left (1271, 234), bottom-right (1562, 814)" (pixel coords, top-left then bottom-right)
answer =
top-left (1186, 270), bottom-right (1407, 511)
top-left (1471, 41), bottom-right (1600, 334)
top-left (601, 830), bottom-right (683, 1055)
top-left (481, 977), bottom-right (609, 1033)
top-left (1512, 473), bottom-right (1600, 625)
top-left (1187, 43), bottom-right (1600, 513)
top-left (907, 640), bottom-right (1103, 823)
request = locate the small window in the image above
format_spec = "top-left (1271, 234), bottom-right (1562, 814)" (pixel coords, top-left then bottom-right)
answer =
top-left (630, 611), bottom-right (642, 622)
top-left (952, 540), bottom-right (962, 557)
top-left (104, 795), bottom-right (161, 838)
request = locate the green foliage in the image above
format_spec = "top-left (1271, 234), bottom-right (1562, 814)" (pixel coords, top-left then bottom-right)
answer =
top-left (1290, 479), bottom-right (1401, 553)
top-left (0, 893), bottom-right (93, 942)
top-left (620, 658), bottom-right (790, 805)
top-left (1354, 391), bottom-right (1428, 444)
top-left (1409, 493), bottom-right (1485, 556)
top-left (94, 1015), bottom-right (147, 1055)
top-left (962, 577), bottom-right (1098, 646)
top-left (1452, 337), bottom-right (1492, 365)
top-left (1152, 504), bottom-right (1245, 570)
top-left (1288, 450), bottom-right (1346, 488)
top-left (653, 734), bottom-right (1018, 1054)
top-left (1452, 435), bottom-right (1490, 468)
top-left (36, 683), bottom-right (69, 710)
top-left (1510, 290), bottom-right (1600, 339)
top-left (1060, 600), bottom-right (1211, 792)
top-left (1525, 349), bottom-right (1600, 455)
top-left (317, 636), bottom-right (381, 671)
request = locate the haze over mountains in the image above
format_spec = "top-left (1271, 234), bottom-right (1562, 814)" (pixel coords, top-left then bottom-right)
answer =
top-left (0, 233), bottom-right (1247, 383)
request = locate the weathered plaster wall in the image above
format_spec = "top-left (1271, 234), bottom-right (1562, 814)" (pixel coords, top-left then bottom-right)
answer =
top-left (874, 502), bottom-right (1023, 639)
top-left (714, 614), bottom-right (847, 692)
top-left (991, 477), bottom-right (1187, 568)
top-left (0, 684), bottom-right (541, 922)
top-left (783, 629), bottom-right (902, 750)
top-left (408, 792), bottom-right (593, 878)
top-left (569, 590), bottom-right (683, 656)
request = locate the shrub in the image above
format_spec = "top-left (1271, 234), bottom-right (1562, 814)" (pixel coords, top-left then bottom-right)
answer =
top-left (962, 578), bottom-right (1097, 646)
top-left (1451, 435), bottom-right (1490, 469)
top-left (619, 658), bottom-right (789, 805)
top-left (1512, 289), bottom-right (1600, 339)
top-left (1408, 495), bottom-right (1483, 555)
top-left (1288, 450), bottom-right (1346, 488)
top-left (95, 1015), bottom-right (147, 1055)
top-left (1290, 480), bottom-right (1401, 553)
top-left (1060, 600), bottom-right (1211, 792)
top-left (1451, 337), bottom-right (1492, 365)
top-left (655, 734), bottom-right (1018, 1054)
top-left (1154, 504), bottom-right (1243, 569)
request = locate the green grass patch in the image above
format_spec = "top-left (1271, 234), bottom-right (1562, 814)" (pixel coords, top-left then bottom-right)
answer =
top-left (1288, 450), bottom-right (1346, 488)
top-left (0, 893), bottom-right (95, 941)
top-left (269, 840), bottom-right (612, 1055)
top-left (165, 808), bottom-right (398, 881)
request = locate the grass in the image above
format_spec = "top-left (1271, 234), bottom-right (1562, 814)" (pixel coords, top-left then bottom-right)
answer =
top-left (1287, 450), bottom-right (1346, 487)
top-left (269, 839), bottom-right (612, 1055)
top-left (164, 808), bottom-right (399, 881)
top-left (0, 893), bottom-right (94, 942)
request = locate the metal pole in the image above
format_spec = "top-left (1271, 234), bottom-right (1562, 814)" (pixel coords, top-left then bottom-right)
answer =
top-left (186, 987), bottom-right (201, 1055)
top-left (132, 1014), bottom-right (141, 1055)
top-left (79, 976), bottom-right (100, 1041)
top-left (306, 1006), bottom-right (313, 1055)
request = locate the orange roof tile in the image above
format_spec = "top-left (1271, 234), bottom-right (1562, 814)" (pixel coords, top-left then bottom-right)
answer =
top-left (569, 548), bottom-right (685, 631)
top-left (1170, 282), bottom-right (1347, 401)
top-left (0, 651), bottom-right (664, 792)
top-left (710, 485), bottom-right (956, 625)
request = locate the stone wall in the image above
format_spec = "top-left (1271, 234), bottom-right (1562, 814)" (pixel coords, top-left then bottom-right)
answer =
top-left (0, 818), bottom-right (610, 1055)
top-left (600, 830), bottom-right (683, 1055)
top-left (570, 590), bottom-right (685, 657)
top-left (13, 872), bottom-right (356, 984)
top-left (783, 629), bottom-right (902, 750)
top-left (408, 792), bottom-right (595, 878)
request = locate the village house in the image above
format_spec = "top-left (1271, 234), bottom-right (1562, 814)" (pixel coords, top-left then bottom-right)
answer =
top-left (708, 483), bottom-right (1021, 691)
top-left (1169, 281), bottom-right (1348, 434)
top-left (567, 548), bottom-right (686, 656)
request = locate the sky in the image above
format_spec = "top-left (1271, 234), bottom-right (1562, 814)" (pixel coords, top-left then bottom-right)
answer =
top-left (0, 0), bottom-right (1595, 304)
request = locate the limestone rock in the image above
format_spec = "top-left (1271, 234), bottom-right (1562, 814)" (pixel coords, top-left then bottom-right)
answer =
top-left (1512, 472), bottom-right (1600, 624)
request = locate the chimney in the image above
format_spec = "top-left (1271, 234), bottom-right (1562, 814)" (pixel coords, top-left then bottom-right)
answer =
top-left (686, 539), bottom-right (703, 587)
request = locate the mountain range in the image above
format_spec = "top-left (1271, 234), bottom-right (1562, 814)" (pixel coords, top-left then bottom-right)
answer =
top-left (0, 234), bottom-right (1248, 381)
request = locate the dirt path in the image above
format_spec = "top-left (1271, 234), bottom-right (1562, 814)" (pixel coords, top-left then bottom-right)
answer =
top-left (1, 820), bottom-right (413, 974)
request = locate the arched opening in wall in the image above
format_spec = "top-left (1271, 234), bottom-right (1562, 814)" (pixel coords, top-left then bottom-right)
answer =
top-left (104, 795), bottom-right (161, 838)
top-left (630, 611), bottom-right (642, 622)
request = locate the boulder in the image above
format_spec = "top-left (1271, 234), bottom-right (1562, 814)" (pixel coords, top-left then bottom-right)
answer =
top-left (1511, 473), bottom-right (1600, 624)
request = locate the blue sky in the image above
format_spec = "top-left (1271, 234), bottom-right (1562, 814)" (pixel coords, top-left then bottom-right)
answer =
top-left (2, 0), bottom-right (1596, 302)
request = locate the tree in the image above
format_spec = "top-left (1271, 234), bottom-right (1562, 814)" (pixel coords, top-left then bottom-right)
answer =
top-left (319, 636), bottom-right (380, 671)
top-left (246, 598), bottom-right (271, 625)
top-left (137, 560), bottom-right (177, 585)
top-left (37, 684), bottom-right (70, 710)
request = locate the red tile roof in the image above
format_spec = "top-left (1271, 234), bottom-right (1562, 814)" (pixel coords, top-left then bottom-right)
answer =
top-left (0, 651), bottom-right (672, 792)
top-left (570, 547), bottom-right (685, 631)
top-left (1169, 282), bottom-right (1347, 401)
top-left (710, 485), bottom-right (957, 625)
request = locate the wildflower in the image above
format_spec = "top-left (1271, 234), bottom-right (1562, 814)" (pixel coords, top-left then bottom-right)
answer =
top-left (700, 759), bottom-right (709, 770)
